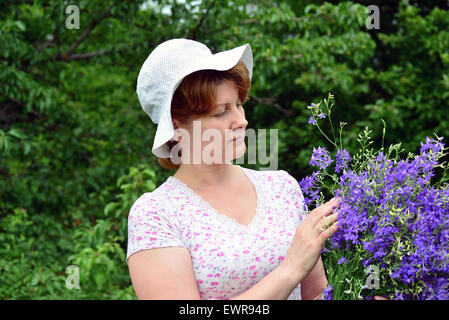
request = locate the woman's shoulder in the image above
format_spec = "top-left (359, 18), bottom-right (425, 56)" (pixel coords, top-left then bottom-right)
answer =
top-left (128, 178), bottom-right (175, 216)
top-left (239, 165), bottom-right (298, 184)
top-left (129, 192), bottom-right (162, 217)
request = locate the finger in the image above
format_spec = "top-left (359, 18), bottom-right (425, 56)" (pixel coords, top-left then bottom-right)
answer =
top-left (310, 197), bottom-right (340, 225)
top-left (315, 212), bottom-right (339, 234)
top-left (323, 197), bottom-right (341, 214)
top-left (318, 221), bottom-right (339, 244)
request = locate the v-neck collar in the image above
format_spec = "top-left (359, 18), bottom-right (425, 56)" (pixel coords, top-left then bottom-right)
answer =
top-left (168, 165), bottom-right (263, 230)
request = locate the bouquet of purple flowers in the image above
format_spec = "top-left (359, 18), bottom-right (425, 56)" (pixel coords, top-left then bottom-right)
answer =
top-left (301, 93), bottom-right (449, 300)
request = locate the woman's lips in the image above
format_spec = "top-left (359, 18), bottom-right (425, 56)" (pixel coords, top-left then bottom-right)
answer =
top-left (232, 134), bottom-right (245, 142)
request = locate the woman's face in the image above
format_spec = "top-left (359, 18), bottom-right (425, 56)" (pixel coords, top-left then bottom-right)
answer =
top-left (175, 80), bottom-right (248, 165)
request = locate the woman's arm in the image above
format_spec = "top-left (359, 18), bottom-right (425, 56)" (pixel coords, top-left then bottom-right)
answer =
top-left (232, 256), bottom-right (328, 300)
top-left (128, 245), bottom-right (306, 300)
top-left (300, 257), bottom-right (327, 300)
top-left (231, 261), bottom-right (306, 300)
top-left (128, 245), bottom-right (307, 300)
top-left (128, 246), bottom-right (202, 300)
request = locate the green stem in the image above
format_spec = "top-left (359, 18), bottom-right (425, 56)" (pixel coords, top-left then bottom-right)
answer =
top-left (381, 119), bottom-right (386, 152)
top-left (339, 126), bottom-right (343, 151)
top-left (327, 109), bottom-right (337, 147)
top-left (315, 122), bottom-right (339, 150)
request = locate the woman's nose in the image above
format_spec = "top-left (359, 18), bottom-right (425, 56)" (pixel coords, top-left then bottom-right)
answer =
top-left (231, 104), bottom-right (248, 128)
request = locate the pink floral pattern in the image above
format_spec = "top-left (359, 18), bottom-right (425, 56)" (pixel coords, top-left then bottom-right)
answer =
top-left (126, 165), bottom-right (307, 300)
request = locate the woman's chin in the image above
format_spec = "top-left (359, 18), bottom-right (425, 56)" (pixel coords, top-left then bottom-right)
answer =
top-left (229, 144), bottom-right (246, 161)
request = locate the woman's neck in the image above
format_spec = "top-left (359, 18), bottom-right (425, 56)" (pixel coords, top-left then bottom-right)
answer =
top-left (173, 163), bottom-right (241, 191)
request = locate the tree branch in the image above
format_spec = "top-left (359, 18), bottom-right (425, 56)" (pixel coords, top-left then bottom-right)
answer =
top-left (0, 92), bottom-right (45, 120)
top-left (1, 93), bottom-right (25, 108)
top-left (55, 42), bottom-right (139, 62)
top-left (250, 96), bottom-right (293, 116)
top-left (206, 16), bottom-right (307, 35)
top-left (187, 0), bottom-right (217, 40)
top-left (0, 169), bottom-right (10, 178)
top-left (66, 49), bottom-right (108, 60)
top-left (56, 5), bottom-right (113, 61)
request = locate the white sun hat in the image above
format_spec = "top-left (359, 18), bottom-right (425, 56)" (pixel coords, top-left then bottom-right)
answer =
top-left (136, 38), bottom-right (253, 158)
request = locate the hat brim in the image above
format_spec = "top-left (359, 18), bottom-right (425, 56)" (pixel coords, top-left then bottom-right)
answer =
top-left (188, 43), bottom-right (253, 80)
top-left (152, 43), bottom-right (253, 159)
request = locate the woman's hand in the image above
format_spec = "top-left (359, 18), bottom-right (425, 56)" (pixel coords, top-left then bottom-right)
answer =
top-left (281, 197), bottom-right (341, 280)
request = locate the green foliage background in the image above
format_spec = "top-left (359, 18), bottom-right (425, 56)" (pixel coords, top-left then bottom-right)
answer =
top-left (1, 0), bottom-right (448, 299)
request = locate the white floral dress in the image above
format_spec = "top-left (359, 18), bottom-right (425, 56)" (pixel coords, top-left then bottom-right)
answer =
top-left (126, 165), bottom-right (307, 300)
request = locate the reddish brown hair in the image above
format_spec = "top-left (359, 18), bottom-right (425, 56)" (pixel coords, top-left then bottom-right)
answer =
top-left (156, 60), bottom-right (251, 170)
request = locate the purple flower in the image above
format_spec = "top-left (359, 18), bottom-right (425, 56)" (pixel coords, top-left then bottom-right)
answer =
top-left (420, 137), bottom-right (444, 156)
top-left (322, 285), bottom-right (334, 300)
top-left (335, 148), bottom-right (352, 173)
top-left (303, 136), bottom-right (449, 299)
top-left (318, 113), bottom-right (327, 119)
top-left (299, 171), bottom-right (321, 206)
top-left (308, 116), bottom-right (317, 125)
top-left (309, 146), bottom-right (333, 170)
top-left (337, 256), bottom-right (347, 265)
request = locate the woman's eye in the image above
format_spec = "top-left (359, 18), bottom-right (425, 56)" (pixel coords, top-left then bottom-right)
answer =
top-left (215, 110), bottom-right (226, 117)
top-left (214, 104), bottom-right (242, 117)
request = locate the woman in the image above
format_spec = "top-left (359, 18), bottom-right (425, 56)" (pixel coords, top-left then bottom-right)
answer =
top-left (126, 39), bottom-right (340, 300)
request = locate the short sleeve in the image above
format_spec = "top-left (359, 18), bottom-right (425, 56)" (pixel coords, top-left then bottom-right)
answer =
top-left (278, 170), bottom-right (308, 224)
top-left (126, 193), bottom-right (186, 264)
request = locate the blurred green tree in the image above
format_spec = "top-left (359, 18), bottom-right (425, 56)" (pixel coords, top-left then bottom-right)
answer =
top-left (0, 0), bottom-right (448, 299)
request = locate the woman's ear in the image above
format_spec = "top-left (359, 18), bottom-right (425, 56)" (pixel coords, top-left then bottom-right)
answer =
top-left (172, 119), bottom-right (183, 142)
